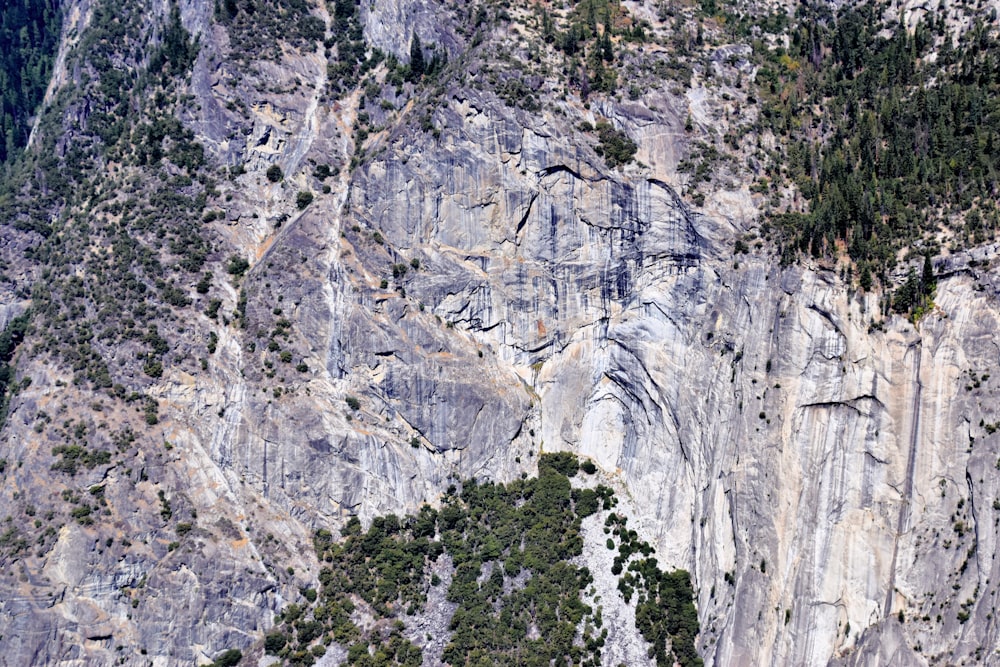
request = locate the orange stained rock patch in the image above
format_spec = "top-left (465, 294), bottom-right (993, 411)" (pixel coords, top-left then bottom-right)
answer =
top-left (256, 236), bottom-right (275, 261)
top-left (231, 537), bottom-right (249, 549)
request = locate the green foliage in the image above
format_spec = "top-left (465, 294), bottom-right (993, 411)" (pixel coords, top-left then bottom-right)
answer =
top-left (159, 280), bottom-right (191, 307)
top-left (234, 288), bottom-right (248, 329)
top-left (70, 504), bottom-right (94, 525)
top-left (50, 444), bottom-right (112, 476)
top-left (325, 0), bottom-right (371, 98)
top-left (532, 0), bottom-right (648, 100)
top-left (210, 648), bottom-right (243, 667)
top-left (496, 76), bottom-right (541, 112)
top-left (0, 313), bottom-right (29, 427)
top-left (892, 256), bottom-right (935, 318)
top-left (270, 456), bottom-right (701, 666)
top-left (144, 399), bottom-right (160, 425)
top-left (347, 630), bottom-right (421, 667)
top-left (409, 35), bottom-right (425, 80)
top-left (573, 488), bottom-right (600, 517)
top-left (158, 489), bottom-right (172, 521)
top-left (226, 255), bottom-right (250, 277)
top-left (149, 2), bottom-right (198, 80)
top-left (606, 512), bottom-right (701, 666)
top-left (0, 0), bottom-right (218, 397)
top-left (633, 567), bottom-right (701, 667)
top-left (264, 632), bottom-right (288, 654)
top-left (266, 164), bottom-right (284, 182)
top-left (143, 359), bottom-right (164, 378)
top-left (0, 525), bottom-right (28, 556)
top-left (216, 0), bottom-right (325, 62)
top-left (0, 0), bottom-right (62, 165)
top-left (296, 190), bottom-right (314, 209)
top-left (759, 3), bottom-right (1000, 273)
top-left (593, 120), bottom-right (637, 168)
top-left (539, 451), bottom-right (580, 476)
top-left (133, 114), bottom-right (205, 173)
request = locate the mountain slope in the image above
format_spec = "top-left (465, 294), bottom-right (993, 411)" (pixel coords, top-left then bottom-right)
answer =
top-left (2, 0), bottom-right (1000, 665)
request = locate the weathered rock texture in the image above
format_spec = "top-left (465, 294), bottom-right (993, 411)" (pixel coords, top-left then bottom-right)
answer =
top-left (2, 0), bottom-right (1000, 665)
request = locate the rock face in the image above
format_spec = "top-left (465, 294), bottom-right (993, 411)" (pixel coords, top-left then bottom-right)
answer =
top-left (2, 0), bottom-right (1000, 664)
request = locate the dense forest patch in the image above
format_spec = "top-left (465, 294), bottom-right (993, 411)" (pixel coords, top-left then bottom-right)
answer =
top-left (0, 0), bottom-right (62, 165)
top-left (265, 453), bottom-right (701, 666)
top-left (749, 1), bottom-right (1000, 287)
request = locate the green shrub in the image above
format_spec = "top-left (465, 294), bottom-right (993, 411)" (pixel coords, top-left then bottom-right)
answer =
top-left (210, 648), bottom-right (243, 667)
top-left (70, 505), bottom-right (93, 524)
top-left (264, 632), bottom-right (287, 654)
top-left (226, 255), bottom-right (250, 277)
top-left (538, 451), bottom-right (579, 476)
top-left (196, 273), bottom-right (212, 294)
top-left (206, 299), bottom-right (222, 319)
top-left (594, 120), bottom-right (637, 168)
top-left (266, 164), bottom-right (284, 182)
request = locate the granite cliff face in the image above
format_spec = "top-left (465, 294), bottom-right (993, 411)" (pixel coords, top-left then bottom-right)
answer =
top-left (2, 0), bottom-right (1000, 664)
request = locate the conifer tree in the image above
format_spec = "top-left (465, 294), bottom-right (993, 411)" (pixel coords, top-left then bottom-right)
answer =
top-left (409, 34), bottom-right (425, 80)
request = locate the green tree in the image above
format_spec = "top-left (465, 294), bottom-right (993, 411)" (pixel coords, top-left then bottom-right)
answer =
top-left (921, 254), bottom-right (935, 294)
top-left (859, 263), bottom-right (873, 292)
top-left (409, 34), bottom-right (425, 80)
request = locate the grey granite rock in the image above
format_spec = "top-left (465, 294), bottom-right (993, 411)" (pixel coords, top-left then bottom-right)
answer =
top-left (3, 0), bottom-right (1000, 664)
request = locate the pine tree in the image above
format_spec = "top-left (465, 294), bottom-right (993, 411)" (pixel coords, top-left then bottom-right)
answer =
top-left (859, 263), bottom-right (873, 291)
top-left (921, 253), bottom-right (935, 295)
top-left (409, 34), bottom-right (425, 80)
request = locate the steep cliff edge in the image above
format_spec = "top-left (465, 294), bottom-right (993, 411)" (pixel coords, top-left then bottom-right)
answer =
top-left (2, 0), bottom-right (1000, 665)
